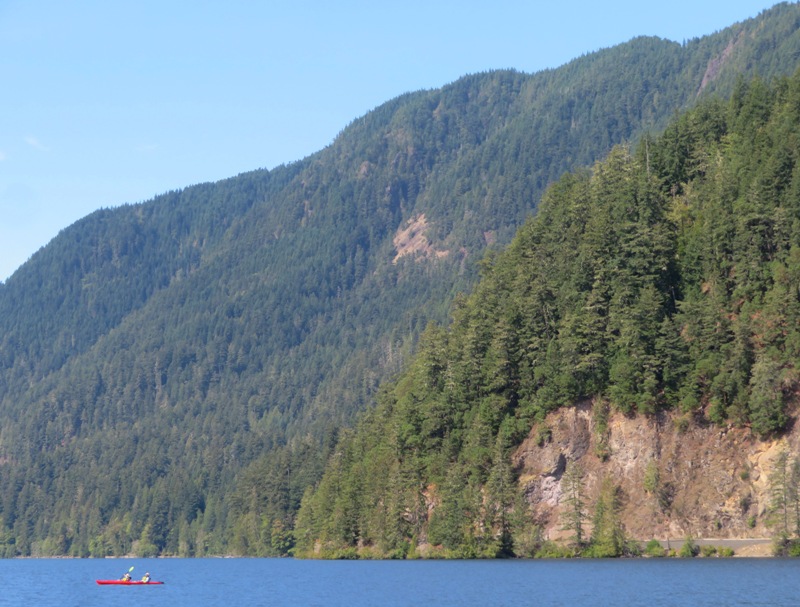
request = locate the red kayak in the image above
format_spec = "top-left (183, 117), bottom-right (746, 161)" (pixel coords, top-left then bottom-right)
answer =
top-left (96, 580), bottom-right (164, 585)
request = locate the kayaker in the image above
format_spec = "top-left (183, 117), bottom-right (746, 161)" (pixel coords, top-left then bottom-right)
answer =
top-left (141, 572), bottom-right (151, 583)
top-left (121, 572), bottom-right (131, 582)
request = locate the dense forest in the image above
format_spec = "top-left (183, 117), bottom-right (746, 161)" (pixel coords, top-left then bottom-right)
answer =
top-left (293, 70), bottom-right (800, 558)
top-left (0, 3), bottom-right (799, 557)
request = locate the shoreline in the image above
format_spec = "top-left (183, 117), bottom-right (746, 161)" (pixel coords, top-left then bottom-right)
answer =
top-left (11, 539), bottom-right (777, 559)
top-left (653, 538), bottom-right (773, 557)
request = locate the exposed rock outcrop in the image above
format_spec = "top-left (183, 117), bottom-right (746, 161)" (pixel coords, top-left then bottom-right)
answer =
top-left (514, 400), bottom-right (792, 543)
top-left (392, 214), bottom-right (450, 263)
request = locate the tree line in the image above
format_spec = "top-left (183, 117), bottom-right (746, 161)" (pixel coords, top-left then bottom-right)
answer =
top-left (0, 4), bottom-right (799, 557)
top-left (293, 69), bottom-right (800, 558)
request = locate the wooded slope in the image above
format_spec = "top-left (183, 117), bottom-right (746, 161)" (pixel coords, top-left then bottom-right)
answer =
top-left (294, 69), bottom-right (800, 558)
top-left (0, 3), bottom-right (799, 557)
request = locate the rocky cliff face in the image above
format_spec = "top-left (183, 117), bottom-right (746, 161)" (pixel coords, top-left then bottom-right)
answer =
top-left (513, 400), bottom-right (793, 544)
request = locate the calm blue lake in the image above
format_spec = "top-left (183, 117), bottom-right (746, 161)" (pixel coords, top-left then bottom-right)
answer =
top-left (2, 557), bottom-right (800, 606)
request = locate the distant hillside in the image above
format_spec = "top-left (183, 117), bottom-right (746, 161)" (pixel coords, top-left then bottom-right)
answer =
top-left (1, 2), bottom-right (799, 557)
top-left (294, 68), bottom-right (800, 558)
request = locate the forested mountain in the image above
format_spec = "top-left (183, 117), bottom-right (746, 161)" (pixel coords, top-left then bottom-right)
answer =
top-left (295, 68), bottom-right (800, 558)
top-left (0, 3), bottom-right (799, 557)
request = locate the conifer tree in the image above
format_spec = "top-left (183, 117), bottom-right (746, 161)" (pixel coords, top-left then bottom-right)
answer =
top-left (768, 446), bottom-right (793, 548)
top-left (590, 476), bottom-right (626, 557)
top-left (560, 460), bottom-right (587, 548)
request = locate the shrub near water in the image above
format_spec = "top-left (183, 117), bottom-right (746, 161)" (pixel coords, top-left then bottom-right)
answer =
top-left (678, 538), bottom-right (699, 558)
top-left (700, 545), bottom-right (717, 557)
top-left (645, 540), bottom-right (666, 557)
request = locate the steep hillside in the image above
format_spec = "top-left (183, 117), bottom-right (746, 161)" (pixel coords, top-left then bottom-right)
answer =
top-left (1, 3), bottom-right (800, 557)
top-left (515, 402), bottom-right (784, 549)
top-left (294, 69), bottom-right (800, 558)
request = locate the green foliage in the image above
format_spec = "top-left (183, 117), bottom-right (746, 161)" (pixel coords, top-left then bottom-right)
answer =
top-left (643, 460), bottom-right (660, 495)
top-left (588, 476), bottom-right (627, 557)
top-left (700, 544), bottom-right (718, 557)
top-left (535, 425), bottom-right (552, 447)
top-left (1, 4), bottom-right (800, 557)
top-left (297, 66), bottom-right (800, 558)
top-left (678, 537), bottom-right (699, 558)
top-left (766, 445), bottom-right (800, 551)
top-left (644, 539), bottom-right (666, 557)
top-left (748, 356), bottom-right (789, 437)
top-left (511, 524), bottom-right (544, 558)
top-left (533, 541), bottom-right (576, 559)
top-left (592, 399), bottom-right (611, 460)
top-left (560, 461), bottom-right (588, 548)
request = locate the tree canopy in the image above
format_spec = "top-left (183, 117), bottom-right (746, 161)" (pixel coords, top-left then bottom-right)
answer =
top-left (294, 68), bottom-right (800, 558)
top-left (0, 3), bottom-right (799, 557)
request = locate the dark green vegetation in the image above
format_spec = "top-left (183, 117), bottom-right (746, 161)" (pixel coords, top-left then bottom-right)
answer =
top-left (768, 447), bottom-right (800, 555)
top-left (294, 68), bottom-right (800, 558)
top-left (1, 4), bottom-right (800, 558)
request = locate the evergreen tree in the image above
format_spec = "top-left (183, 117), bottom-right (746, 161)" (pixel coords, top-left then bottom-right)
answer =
top-left (768, 445), bottom-right (794, 549)
top-left (589, 476), bottom-right (626, 557)
top-left (560, 460), bottom-right (587, 548)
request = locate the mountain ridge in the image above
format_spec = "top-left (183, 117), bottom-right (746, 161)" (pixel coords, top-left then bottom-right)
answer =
top-left (1, 3), bottom-right (799, 557)
top-left (291, 67), bottom-right (800, 558)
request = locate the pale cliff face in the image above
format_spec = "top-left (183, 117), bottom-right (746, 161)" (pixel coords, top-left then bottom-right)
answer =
top-left (513, 400), bottom-right (791, 543)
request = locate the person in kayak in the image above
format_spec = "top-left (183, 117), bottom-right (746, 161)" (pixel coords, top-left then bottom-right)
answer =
top-left (141, 572), bottom-right (151, 583)
top-left (121, 572), bottom-right (132, 582)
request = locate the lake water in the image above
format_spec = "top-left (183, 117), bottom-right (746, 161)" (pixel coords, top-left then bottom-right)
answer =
top-left (2, 557), bottom-right (800, 607)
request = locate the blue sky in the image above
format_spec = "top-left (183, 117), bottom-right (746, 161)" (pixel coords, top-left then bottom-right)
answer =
top-left (0, 0), bottom-right (787, 281)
